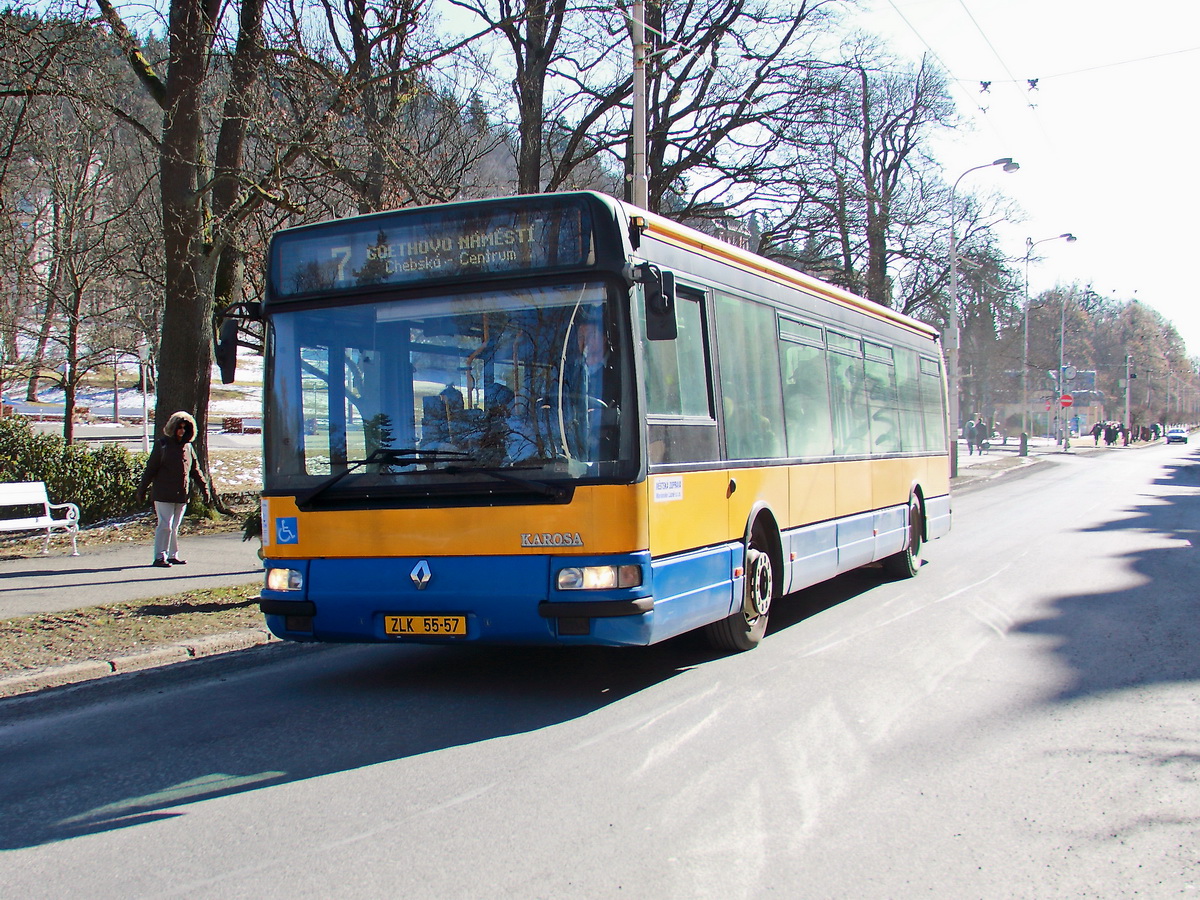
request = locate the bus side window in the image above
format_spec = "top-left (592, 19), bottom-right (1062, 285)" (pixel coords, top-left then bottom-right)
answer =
top-left (641, 288), bottom-right (718, 465)
top-left (865, 341), bottom-right (900, 454)
top-left (781, 339), bottom-right (834, 458)
top-left (642, 290), bottom-right (710, 417)
top-left (919, 356), bottom-right (947, 450)
top-left (715, 292), bottom-right (786, 461)
top-left (894, 347), bottom-right (925, 452)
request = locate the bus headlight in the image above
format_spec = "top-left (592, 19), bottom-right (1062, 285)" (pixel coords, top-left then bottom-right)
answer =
top-left (556, 565), bottom-right (643, 591)
top-left (265, 567), bottom-right (304, 591)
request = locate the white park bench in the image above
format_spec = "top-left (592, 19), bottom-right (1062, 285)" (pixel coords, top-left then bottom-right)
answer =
top-left (0, 481), bottom-right (80, 555)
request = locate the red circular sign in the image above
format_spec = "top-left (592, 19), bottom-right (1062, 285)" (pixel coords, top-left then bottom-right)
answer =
top-left (1060, 393), bottom-right (1074, 407)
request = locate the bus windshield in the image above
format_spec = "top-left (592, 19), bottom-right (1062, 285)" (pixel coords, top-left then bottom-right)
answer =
top-left (263, 281), bottom-right (636, 499)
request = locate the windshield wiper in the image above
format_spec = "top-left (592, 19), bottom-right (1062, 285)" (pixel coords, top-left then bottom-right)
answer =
top-left (441, 464), bottom-right (569, 498)
top-left (296, 447), bottom-right (474, 506)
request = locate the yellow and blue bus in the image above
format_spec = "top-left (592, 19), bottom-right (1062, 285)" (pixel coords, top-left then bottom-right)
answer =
top-left (254, 191), bottom-right (950, 651)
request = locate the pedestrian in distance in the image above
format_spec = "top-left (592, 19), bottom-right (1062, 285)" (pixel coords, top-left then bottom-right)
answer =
top-left (965, 416), bottom-right (979, 456)
top-left (136, 410), bottom-right (211, 568)
top-left (974, 418), bottom-right (989, 454)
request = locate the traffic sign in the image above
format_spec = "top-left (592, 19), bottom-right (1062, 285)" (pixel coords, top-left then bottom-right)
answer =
top-left (1060, 393), bottom-right (1073, 407)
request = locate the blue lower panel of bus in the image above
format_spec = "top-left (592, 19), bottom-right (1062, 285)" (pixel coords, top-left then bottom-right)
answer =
top-left (924, 493), bottom-right (952, 541)
top-left (781, 502), bottom-right (916, 594)
top-left (261, 546), bottom-right (739, 648)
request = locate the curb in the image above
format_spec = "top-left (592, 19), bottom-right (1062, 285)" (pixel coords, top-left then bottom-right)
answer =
top-left (0, 628), bottom-right (277, 699)
top-left (951, 441), bottom-right (1120, 489)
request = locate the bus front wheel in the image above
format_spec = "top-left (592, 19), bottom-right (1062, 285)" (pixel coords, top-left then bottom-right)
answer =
top-left (705, 535), bottom-right (774, 652)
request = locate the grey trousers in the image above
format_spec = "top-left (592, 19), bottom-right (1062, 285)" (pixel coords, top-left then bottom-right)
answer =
top-left (153, 501), bottom-right (186, 561)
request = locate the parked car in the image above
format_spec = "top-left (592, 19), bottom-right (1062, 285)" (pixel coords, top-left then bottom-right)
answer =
top-left (1166, 427), bottom-right (1188, 444)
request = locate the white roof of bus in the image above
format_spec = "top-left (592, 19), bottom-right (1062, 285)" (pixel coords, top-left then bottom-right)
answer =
top-left (618, 199), bottom-right (941, 342)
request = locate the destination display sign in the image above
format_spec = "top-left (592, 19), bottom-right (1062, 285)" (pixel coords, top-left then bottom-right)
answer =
top-left (269, 199), bottom-right (594, 301)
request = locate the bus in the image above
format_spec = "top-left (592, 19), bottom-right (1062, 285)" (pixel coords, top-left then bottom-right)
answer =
top-left (249, 191), bottom-right (951, 652)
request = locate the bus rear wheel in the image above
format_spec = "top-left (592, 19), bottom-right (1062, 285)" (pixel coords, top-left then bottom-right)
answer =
top-left (705, 536), bottom-right (774, 652)
top-left (883, 498), bottom-right (923, 579)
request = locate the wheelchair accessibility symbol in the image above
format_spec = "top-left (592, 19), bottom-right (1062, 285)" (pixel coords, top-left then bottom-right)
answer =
top-left (275, 517), bottom-right (299, 545)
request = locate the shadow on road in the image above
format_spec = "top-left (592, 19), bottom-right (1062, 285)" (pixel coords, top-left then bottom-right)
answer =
top-left (0, 559), bottom-right (895, 852)
top-left (0, 535), bottom-right (910, 851)
top-left (1012, 453), bottom-right (1200, 700)
top-left (0, 636), bottom-right (728, 849)
top-left (19, 449), bottom-right (1196, 852)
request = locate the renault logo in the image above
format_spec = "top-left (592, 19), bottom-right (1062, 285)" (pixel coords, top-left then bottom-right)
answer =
top-left (410, 560), bottom-right (432, 590)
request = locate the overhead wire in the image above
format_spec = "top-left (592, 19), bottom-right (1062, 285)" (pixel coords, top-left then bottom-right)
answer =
top-left (880, 0), bottom-right (1003, 140)
top-left (880, 0), bottom-right (1063, 149)
top-left (956, 44), bottom-right (1200, 84)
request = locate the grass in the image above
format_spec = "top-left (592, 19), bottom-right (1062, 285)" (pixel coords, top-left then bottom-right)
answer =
top-left (0, 585), bottom-right (264, 676)
top-left (0, 482), bottom-right (263, 679)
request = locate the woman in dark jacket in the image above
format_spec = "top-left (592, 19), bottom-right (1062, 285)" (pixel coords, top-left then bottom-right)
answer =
top-left (137, 411), bottom-right (210, 567)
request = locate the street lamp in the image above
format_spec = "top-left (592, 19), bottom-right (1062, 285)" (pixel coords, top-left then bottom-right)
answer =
top-left (947, 157), bottom-right (1019, 475)
top-left (1057, 290), bottom-right (1071, 447)
top-left (1023, 233), bottom-right (1077, 438)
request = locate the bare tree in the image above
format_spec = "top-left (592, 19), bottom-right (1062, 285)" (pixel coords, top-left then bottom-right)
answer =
top-left (0, 10), bottom-right (161, 436)
top-left (88, 0), bottom-right (270, 471)
top-left (453, 0), bottom-right (837, 218)
top-left (756, 42), bottom-right (956, 309)
top-left (448, 0), bottom-right (572, 195)
top-left (273, 0), bottom-right (505, 213)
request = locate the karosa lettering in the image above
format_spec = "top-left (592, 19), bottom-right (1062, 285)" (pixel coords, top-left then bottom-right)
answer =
top-left (520, 532), bottom-right (584, 547)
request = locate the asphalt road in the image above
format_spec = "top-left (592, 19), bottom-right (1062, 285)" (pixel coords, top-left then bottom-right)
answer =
top-left (1, 442), bottom-right (1197, 897)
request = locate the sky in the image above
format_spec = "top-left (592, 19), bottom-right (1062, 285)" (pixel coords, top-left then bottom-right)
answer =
top-left (847, 0), bottom-right (1200, 355)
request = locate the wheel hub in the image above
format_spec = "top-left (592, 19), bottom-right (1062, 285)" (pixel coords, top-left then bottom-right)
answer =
top-left (744, 548), bottom-right (773, 619)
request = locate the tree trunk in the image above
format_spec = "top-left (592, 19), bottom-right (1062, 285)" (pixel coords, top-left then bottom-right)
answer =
top-left (26, 199), bottom-right (62, 402)
top-left (156, 0), bottom-right (220, 466)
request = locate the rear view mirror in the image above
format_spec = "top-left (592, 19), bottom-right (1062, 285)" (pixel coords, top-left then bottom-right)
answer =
top-left (214, 301), bottom-right (263, 384)
top-left (638, 264), bottom-right (677, 341)
top-left (215, 318), bottom-right (240, 384)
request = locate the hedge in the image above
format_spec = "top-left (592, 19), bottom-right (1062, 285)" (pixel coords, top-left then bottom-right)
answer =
top-left (0, 415), bottom-right (146, 524)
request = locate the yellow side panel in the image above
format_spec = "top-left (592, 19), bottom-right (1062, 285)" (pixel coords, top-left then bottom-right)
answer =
top-left (725, 466), bottom-right (790, 542)
top-left (832, 457), bottom-right (950, 518)
top-left (871, 456), bottom-right (951, 511)
top-left (872, 457), bottom-right (919, 509)
top-left (833, 460), bottom-right (874, 516)
top-left (646, 470), bottom-right (732, 556)
top-left (788, 464), bottom-right (836, 528)
top-left (263, 483), bottom-right (649, 559)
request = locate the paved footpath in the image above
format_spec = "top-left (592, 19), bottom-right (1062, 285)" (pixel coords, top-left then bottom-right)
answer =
top-left (0, 531), bottom-right (263, 619)
top-left (0, 532), bottom-right (269, 699)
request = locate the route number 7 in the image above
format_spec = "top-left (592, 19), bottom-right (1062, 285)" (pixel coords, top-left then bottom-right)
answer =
top-left (331, 246), bottom-right (352, 282)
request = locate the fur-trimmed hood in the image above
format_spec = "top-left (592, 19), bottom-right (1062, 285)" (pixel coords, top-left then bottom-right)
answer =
top-left (162, 410), bottom-right (197, 443)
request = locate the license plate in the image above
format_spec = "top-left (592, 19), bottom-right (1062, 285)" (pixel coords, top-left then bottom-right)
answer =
top-left (384, 614), bottom-right (467, 637)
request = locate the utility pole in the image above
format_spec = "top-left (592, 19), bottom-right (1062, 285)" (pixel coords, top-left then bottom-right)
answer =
top-left (630, 0), bottom-right (649, 209)
top-left (1124, 354), bottom-right (1132, 437)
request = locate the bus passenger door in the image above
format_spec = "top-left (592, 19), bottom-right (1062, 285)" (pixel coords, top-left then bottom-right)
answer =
top-left (641, 286), bottom-right (733, 635)
top-left (713, 291), bottom-right (790, 591)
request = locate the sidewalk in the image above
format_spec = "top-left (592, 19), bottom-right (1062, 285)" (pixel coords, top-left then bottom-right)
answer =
top-left (0, 532), bottom-right (270, 699)
top-left (950, 433), bottom-right (1115, 487)
top-left (0, 531), bottom-right (263, 619)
